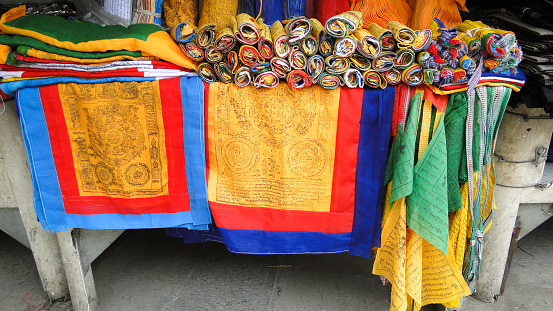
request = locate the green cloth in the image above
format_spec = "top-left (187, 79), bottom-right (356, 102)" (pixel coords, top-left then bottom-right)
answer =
top-left (444, 92), bottom-right (467, 212)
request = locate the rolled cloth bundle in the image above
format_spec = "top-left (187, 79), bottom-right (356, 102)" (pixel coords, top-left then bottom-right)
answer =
top-left (251, 62), bottom-right (273, 74)
top-left (226, 50), bottom-right (240, 73)
top-left (363, 69), bottom-right (386, 88)
top-left (394, 49), bottom-right (415, 69)
top-left (253, 70), bottom-right (280, 87)
top-left (214, 62), bottom-right (234, 83)
top-left (271, 21), bottom-right (291, 58)
top-left (287, 69), bottom-right (313, 89)
top-left (325, 55), bottom-right (350, 74)
top-left (401, 63), bottom-right (424, 85)
top-left (353, 29), bottom-right (381, 58)
top-left (367, 23), bottom-right (396, 51)
top-left (215, 27), bottom-right (237, 52)
top-left (270, 57), bottom-right (292, 78)
top-left (318, 72), bottom-right (341, 89)
top-left (180, 42), bottom-right (204, 61)
top-left (205, 46), bottom-right (224, 63)
top-left (300, 35), bottom-right (318, 56)
top-left (198, 62), bottom-right (218, 82)
top-left (386, 21), bottom-right (415, 49)
top-left (423, 68), bottom-right (440, 85)
top-left (164, 0), bottom-right (199, 44)
top-left (343, 68), bottom-right (364, 88)
top-left (307, 54), bottom-right (325, 82)
top-left (458, 32), bottom-right (480, 56)
top-left (258, 22), bottom-right (274, 59)
top-left (325, 11), bottom-right (363, 38)
top-left (230, 13), bottom-right (261, 45)
top-left (239, 45), bottom-right (265, 66)
top-left (289, 47), bottom-right (308, 70)
top-left (234, 66), bottom-right (252, 86)
top-left (285, 16), bottom-right (312, 45)
top-left (196, 24), bottom-right (217, 48)
top-left (372, 52), bottom-right (396, 72)
top-left (382, 67), bottom-right (401, 85)
top-left (412, 29), bottom-right (433, 52)
top-left (333, 36), bottom-right (357, 58)
top-left (349, 53), bottom-right (371, 70)
top-left (310, 18), bottom-right (334, 57)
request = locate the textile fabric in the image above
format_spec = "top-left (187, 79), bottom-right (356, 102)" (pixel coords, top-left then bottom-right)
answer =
top-left (15, 76), bottom-right (211, 232)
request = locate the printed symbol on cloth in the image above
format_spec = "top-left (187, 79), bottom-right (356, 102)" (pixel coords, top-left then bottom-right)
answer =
top-left (220, 138), bottom-right (258, 173)
top-left (287, 139), bottom-right (327, 178)
top-left (94, 163), bottom-right (115, 185)
top-left (125, 163), bottom-right (151, 186)
top-left (85, 103), bottom-right (146, 168)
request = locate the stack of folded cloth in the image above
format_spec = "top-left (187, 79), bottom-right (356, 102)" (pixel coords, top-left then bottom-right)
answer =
top-left (186, 10), bottom-right (435, 90)
top-left (463, 1), bottom-right (553, 111)
top-left (416, 17), bottom-right (524, 91)
top-left (0, 5), bottom-right (196, 95)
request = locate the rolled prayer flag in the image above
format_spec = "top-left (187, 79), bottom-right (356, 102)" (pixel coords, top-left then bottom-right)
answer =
top-left (394, 49), bottom-right (415, 70)
top-left (251, 62), bottom-right (273, 74)
top-left (170, 23), bottom-right (197, 44)
top-left (310, 18), bottom-right (334, 57)
top-left (270, 57), bottom-right (292, 78)
top-left (226, 50), bottom-right (240, 74)
top-left (180, 42), bottom-right (204, 61)
top-left (401, 63), bottom-right (423, 86)
top-left (386, 21), bottom-right (415, 49)
top-left (230, 13), bottom-right (261, 45)
top-left (300, 35), bottom-right (318, 56)
top-left (205, 46), bottom-right (224, 63)
top-left (372, 52), bottom-right (396, 72)
top-left (353, 29), bottom-right (381, 58)
top-left (214, 62), bottom-right (234, 83)
top-left (343, 68), bottom-right (364, 88)
top-left (284, 16), bottom-right (312, 45)
top-left (258, 22), bottom-right (274, 59)
top-left (215, 27), bottom-right (237, 52)
top-left (318, 72), bottom-right (341, 89)
top-left (325, 11), bottom-right (363, 38)
top-left (164, 0), bottom-right (198, 44)
top-left (196, 24), bottom-right (217, 48)
top-left (349, 53), bottom-right (371, 71)
top-left (306, 54), bottom-right (325, 82)
top-left (362, 69), bottom-right (386, 88)
top-left (423, 68), bottom-right (439, 85)
top-left (325, 55), bottom-right (350, 74)
top-left (253, 70), bottom-right (280, 88)
top-left (412, 29), bottom-right (432, 52)
top-left (234, 66), bottom-right (252, 86)
top-left (382, 67), bottom-right (401, 85)
top-left (333, 36), bottom-right (357, 58)
top-left (459, 55), bottom-right (475, 71)
top-left (239, 45), bottom-right (265, 66)
top-left (367, 23), bottom-right (395, 50)
top-left (198, 62), bottom-right (218, 83)
top-left (452, 68), bottom-right (466, 82)
top-left (287, 69), bottom-right (313, 90)
top-left (289, 47), bottom-right (307, 70)
top-left (439, 68), bottom-right (454, 85)
top-left (271, 21), bottom-right (292, 58)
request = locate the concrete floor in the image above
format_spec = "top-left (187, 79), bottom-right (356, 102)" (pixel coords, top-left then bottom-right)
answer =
top-left (2, 217), bottom-right (552, 311)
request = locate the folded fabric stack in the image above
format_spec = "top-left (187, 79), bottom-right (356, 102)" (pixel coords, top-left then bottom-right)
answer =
top-left (463, 1), bottom-right (553, 112)
top-left (0, 6), bottom-right (197, 95)
top-left (415, 17), bottom-right (525, 93)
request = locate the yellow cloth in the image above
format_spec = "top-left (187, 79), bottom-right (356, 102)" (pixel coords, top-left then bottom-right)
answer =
top-left (163, 0), bottom-right (198, 28)
top-left (198, 0), bottom-right (238, 29)
top-left (206, 83), bottom-right (341, 211)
